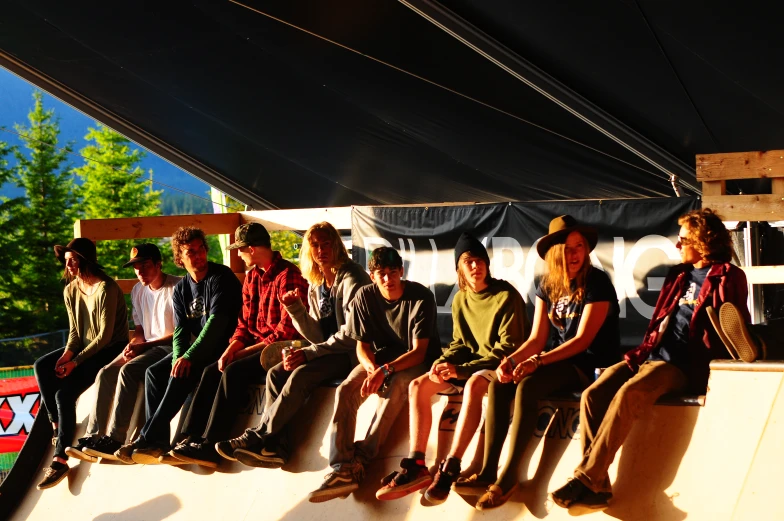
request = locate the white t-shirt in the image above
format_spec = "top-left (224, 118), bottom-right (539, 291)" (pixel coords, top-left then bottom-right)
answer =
top-left (131, 273), bottom-right (181, 341)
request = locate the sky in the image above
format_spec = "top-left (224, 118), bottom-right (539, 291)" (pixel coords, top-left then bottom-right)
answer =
top-left (0, 66), bottom-right (211, 201)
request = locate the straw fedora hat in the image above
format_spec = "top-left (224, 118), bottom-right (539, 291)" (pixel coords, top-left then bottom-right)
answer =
top-left (536, 215), bottom-right (598, 259)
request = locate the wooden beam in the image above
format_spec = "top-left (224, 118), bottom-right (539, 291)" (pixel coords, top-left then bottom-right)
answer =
top-left (75, 213), bottom-right (242, 241)
top-left (116, 279), bottom-right (137, 294)
top-left (240, 207), bottom-right (352, 231)
top-left (696, 150), bottom-right (784, 181)
top-left (773, 178), bottom-right (784, 195)
top-left (116, 272), bottom-right (246, 294)
top-left (702, 194), bottom-right (784, 221)
top-left (741, 266), bottom-right (784, 285)
top-left (701, 180), bottom-right (726, 196)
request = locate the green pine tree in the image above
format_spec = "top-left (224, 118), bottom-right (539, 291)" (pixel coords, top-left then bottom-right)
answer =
top-left (74, 124), bottom-right (162, 277)
top-left (2, 92), bottom-right (78, 341)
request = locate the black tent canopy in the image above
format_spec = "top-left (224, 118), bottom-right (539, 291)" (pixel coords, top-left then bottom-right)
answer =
top-left (1, 0), bottom-right (781, 209)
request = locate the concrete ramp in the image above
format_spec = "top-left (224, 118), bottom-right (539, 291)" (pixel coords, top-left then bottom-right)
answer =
top-left (8, 360), bottom-right (784, 521)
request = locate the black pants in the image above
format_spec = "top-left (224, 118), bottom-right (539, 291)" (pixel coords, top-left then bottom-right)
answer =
top-left (34, 342), bottom-right (125, 460)
top-left (482, 360), bottom-right (585, 491)
top-left (140, 353), bottom-right (206, 446)
top-left (181, 354), bottom-right (267, 443)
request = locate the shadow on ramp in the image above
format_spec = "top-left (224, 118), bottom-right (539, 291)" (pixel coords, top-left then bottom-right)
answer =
top-left (92, 493), bottom-right (181, 521)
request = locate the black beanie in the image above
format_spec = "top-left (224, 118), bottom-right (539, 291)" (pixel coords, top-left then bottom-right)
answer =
top-left (454, 232), bottom-right (490, 269)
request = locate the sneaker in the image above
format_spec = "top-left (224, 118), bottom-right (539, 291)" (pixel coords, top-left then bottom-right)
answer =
top-left (308, 469), bottom-right (360, 503)
top-left (158, 451), bottom-right (189, 465)
top-left (720, 302), bottom-right (760, 363)
top-left (454, 474), bottom-right (494, 496)
top-left (37, 461), bottom-right (69, 490)
top-left (83, 436), bottom-right (123, 460)
top-left (375, 458), bottom-right (432, 501)
top-left (215, 431), bottom-right (263, 462)
top-left (131, 441), bottom-right (167, 465)
top-left (707, 306), bottom-right (739, 359)
top-left (551, 478), bottom-right (612, 513)
top-left (171, 442), bottom-right (220, 468)
top-left (235, 436), bottom-right (288, 469)
top-left (424, 459), bottom-right (460, 505)
top-left (64, 435), bottom-right (99, 463)
top-left (115, 441), bottom-right (140, 465)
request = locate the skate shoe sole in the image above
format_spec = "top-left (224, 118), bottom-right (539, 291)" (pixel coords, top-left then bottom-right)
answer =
top-left (720, 303), bottom-right (758, 363)
top-left (707, 306), bottom-right (738, 360)
top-left (308, 483), bottom-right (358, 503)
top-left (64, 447), bottom-right (98, 463)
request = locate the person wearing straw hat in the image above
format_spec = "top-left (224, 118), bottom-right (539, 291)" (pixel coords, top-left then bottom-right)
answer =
top-left (470, 215), bottom-right (621, 510)
top-left (34, 238), bottom-right (129, 489)
top-left (551, 208), bottom-right (749, 514)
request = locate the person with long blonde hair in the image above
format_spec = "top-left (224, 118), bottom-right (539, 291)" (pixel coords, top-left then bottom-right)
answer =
top-left (466, 215), bottom-right (621, 510)
top-left (217, 221), bottom-right (372, 472)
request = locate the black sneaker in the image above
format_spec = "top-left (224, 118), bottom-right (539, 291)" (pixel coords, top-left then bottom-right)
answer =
top-left (37, 461), bottom-right (69, 490)
top-left (215, 430), bottom-right (263, 461)
top-left (83, 436), bottom-right (123, 460)
top-left (424, 459), bottom-right (460, 505)
top-left (307, 468), bottom-right (360, 503)
top-left (376, 458), bottom-right (432, 500)
top-left (171, 441), bottom-right (220, 468)
top-left (235, 437), bottom-right (288, 469)
top-left (551, 478), bottom-right (612, 513)
top-left (64, 435), bottom-right (99, 463)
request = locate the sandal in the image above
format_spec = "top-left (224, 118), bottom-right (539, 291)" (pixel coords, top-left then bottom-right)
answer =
top-left (475, 482), bottom-right (519, 510)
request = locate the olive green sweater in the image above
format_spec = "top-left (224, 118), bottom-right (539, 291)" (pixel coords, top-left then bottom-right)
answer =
top-left (434, 279), bottom-right (528, 379)
top-left (63, 276), bottom-right (129, 365)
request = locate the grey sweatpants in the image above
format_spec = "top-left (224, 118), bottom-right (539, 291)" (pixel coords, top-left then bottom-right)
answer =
top-left (85, 346), bottom-right (171, 443)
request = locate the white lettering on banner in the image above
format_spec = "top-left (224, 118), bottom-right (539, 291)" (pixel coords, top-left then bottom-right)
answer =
top-left (361, 235), bottom-right (680, 320)
top-left (0, 393), bottom-right (39, 436)
top-left (491, 237), bottom-right (527, 300)
top-left (612, 235), bottom-right (680, 319)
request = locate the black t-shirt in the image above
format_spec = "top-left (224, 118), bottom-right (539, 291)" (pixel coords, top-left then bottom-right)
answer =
top-left (346, 280), bottom-right (440, 365)
top-left (318, 281), bottom-right (339, 340)
top-left (649, 265), bottom-right (710, 370)
top-left (535, 267), bottom-right (621, 377)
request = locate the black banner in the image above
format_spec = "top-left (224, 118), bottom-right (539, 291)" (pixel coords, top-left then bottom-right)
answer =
top-left (352, 197), bottom-right (700, 346)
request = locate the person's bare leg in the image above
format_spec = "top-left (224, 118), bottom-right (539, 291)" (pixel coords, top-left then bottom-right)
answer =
top-left (409, 374), bottom-right (451, 455)
top-left (447, 375), bottom-right (490, 460)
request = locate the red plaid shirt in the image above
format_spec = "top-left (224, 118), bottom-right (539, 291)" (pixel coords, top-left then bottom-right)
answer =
top-left (230, 251), bottom-right (309, 347)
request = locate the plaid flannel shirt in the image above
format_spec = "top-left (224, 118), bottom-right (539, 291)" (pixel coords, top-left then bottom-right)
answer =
top-left (230, 251), bottom-right (309, 347)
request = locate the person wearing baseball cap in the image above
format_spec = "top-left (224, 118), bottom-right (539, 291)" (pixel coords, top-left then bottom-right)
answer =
top-left (166, 221), bottom-right (309, 467)
top-left (70, 243), bottom-right (182, 462)
top-left (470, 215), bottom-right (620, 510)
top-left (34, 238), bottom-right (128, 489)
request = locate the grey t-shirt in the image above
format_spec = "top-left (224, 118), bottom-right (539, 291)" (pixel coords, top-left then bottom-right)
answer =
top-left (346, 280), bottom-right (440, 365)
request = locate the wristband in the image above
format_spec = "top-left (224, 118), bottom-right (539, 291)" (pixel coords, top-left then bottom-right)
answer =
top-left (382, 363), bottom-right (394, 377)
top-left (530, 354), bottom-right (542, 370)
top-left (507, 356), bottom-right (517, 368)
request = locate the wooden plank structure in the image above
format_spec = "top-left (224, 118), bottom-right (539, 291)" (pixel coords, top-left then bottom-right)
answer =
top-left (74, 207), bottom-right (352, 294)
top-left (697, 150), bottom-right (784, 284)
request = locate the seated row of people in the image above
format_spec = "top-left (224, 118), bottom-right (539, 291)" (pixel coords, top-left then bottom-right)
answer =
top-left (33, 208), bottom-right (750, 515)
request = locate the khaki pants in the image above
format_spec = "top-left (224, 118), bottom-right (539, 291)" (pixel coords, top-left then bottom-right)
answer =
top-left (574, 360), bottom-right (687, 493)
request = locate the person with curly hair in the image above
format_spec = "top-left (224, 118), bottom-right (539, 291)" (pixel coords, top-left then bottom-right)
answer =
top-left (551, 208), bottom-right (750, 514)
top-left (115, 226), bottom-right (242, 464)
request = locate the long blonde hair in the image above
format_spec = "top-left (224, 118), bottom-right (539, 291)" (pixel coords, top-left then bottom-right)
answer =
top-left (300, 222), bottom-right (350, 285)
top-left (539, 232), bottom-right (591, 306)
